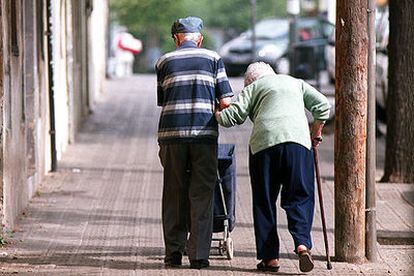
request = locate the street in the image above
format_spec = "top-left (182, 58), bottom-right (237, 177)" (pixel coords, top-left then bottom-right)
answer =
top-left (0, 75), bottom-right (412, 275)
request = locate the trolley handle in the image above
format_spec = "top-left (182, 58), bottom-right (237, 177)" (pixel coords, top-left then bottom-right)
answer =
top-left (217, 171), bottom-right (229, 217)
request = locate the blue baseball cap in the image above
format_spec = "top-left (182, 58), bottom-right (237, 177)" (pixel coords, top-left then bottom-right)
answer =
top-left (171, 16), bottom-right (203, 35)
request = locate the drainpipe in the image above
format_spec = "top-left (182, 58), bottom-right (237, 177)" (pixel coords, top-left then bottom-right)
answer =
top-left (365, 0), bottom-right (377, 262)
top-left (46, 0), bottom-right (57, 172)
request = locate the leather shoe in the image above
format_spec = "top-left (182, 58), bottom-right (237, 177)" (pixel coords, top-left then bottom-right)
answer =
top-left (190, 259), bottom-right (209, 269)
top-left (164, 252), bottom-right (182, 267)
top-left (257, 259), bottom-right (280, 272)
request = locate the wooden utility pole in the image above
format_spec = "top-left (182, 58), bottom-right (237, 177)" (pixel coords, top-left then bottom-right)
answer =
top-left (334, 0), bottom-right (368, 263)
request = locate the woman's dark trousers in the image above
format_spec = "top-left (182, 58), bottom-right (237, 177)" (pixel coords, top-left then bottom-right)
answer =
top-left (249, 142), bottom-right (315, 260)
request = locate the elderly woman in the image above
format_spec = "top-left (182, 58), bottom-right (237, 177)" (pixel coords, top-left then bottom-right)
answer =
top-left (215, 62), bottom-right (330, 273)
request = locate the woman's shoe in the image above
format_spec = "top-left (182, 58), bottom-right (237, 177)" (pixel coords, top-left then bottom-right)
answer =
top-left (297, 247), bottom-right (314, 273)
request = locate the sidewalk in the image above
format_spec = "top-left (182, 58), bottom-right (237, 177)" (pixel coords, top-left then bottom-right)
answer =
top-left (0, 75), bottom-right (412, 275)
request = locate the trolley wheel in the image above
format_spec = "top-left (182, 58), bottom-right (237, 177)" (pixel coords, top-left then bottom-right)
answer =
top-left (225, 237), bottom-right (234, 260)
top-left (218, 241), bottom-right (224, 256)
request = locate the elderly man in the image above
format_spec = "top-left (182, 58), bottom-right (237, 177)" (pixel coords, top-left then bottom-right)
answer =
top-left (155, 16), bottom-right (233, 269)
top-left (215, 62), bottom-right (330, 273)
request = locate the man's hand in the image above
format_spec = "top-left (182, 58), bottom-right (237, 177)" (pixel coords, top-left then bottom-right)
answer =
top-left (216, 97), bottom-right (231, 121)
top-left (219, 97), bottom-right (231, 111)
top-left (311, 120), bottom-right (325, 147)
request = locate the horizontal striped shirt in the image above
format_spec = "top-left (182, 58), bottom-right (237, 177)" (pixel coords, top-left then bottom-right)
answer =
top-left (156, 41), bottom-right (233, 144)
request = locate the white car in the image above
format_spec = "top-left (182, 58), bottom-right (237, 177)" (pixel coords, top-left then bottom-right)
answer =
top-left (325, 6), bottom-right (389, 120)
top-left (219, 18), bottom-right (289, 76)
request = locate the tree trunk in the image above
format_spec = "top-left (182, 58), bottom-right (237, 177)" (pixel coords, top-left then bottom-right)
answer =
top-left (0, 0), bottom-right (4, 226)
top-left (382, 0), bottom-right (414, 183)
top-left (334, 0), bottom-right (367, 263)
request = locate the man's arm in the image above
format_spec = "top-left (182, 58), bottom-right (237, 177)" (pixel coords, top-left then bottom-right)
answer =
top-left (215, 58), bottom-right (234, 102)
top-left (156, 65), bottom-right (164, 107)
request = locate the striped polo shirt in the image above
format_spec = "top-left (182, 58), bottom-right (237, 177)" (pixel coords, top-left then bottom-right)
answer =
top-left (155, 41), bottom-right (233, 144)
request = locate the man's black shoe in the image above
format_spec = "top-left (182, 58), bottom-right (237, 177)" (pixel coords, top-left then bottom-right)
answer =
top-left (164, 252), bottom-right (182, 267)
top-left (190, 259), bottom-right (209, 269)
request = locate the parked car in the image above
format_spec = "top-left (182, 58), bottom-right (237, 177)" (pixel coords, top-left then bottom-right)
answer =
top-left (289, 18), bottom-right (334, 80)
top-left (325, 31), bottom-right (335, 84)
top-left (325, 6), bottom-right (389, 120)
top-left (374, 7), bottom-right (389, 120)
top-left (219, 18), bottom-right (289, 76)
top-left (219, 17), bottom-right (333, 77)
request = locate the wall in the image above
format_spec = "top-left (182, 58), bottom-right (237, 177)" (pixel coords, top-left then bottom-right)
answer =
top-left (1, 0), bottom-right (28, 228)
top-left (90, 0), bottom-right (109, 98)
top-left (23, 0), bottom-right (41, 200)
top-left (51, 0), bottom-right (70, 161)
top-left (0, 0), bottom-right (109, 231)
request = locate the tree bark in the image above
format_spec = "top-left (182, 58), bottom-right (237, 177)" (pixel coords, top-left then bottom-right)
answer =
top-left (0, 0), bottom-right (4, 225)
top-left (382, 0), bottom-right (414, 183)
top-left (334, 0), bottom-right (367, 263)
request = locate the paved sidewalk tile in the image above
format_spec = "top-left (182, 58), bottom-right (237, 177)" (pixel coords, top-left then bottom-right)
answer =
top-left (0, 75), bottom-right (412, 275)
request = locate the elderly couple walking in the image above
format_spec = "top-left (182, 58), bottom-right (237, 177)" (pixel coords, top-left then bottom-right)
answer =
top-left (155, 16), bottom-right (330, 272)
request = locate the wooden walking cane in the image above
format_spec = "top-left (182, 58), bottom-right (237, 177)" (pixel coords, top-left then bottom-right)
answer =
top-left (312, 143), bottom-right (333, 270)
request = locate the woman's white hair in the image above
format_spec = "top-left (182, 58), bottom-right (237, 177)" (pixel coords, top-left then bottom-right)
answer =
top-left (244, 62), bottom-right (276, 87)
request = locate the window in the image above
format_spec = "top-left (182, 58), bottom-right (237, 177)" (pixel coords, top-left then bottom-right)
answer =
top-left (11, 0), bottom-right (19, 56)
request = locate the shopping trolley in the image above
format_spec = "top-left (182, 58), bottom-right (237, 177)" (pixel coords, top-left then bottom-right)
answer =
top-left (212, 144), bottom-right (236, 260)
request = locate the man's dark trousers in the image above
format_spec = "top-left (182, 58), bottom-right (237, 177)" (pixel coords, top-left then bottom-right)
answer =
top-left (159, 143), bottom-right (217, 261)
top-left (249, 142), bottom-right (315, 260)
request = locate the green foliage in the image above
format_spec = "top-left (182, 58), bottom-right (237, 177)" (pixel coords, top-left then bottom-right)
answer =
top-left (110, 0), bottom-right (184, 34)
top-left (0, 236), bottom-right (6, 246)
top-left (110, 0), bottom-right (287, 54)
top-left (0, 229), bottom-right (14, 247)
top-left (189, 0), bottom-right (287, 32)
top-left (110, 0), bottom-right (183, 52)
top-left (6, 229), bottom-right (14, 238)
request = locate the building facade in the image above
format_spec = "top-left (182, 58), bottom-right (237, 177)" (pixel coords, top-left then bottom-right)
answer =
top-left (0, 0), bottom-right (109, 231)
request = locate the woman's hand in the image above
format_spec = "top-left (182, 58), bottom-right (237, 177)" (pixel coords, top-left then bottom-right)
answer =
top-left (312, 136), bottom-right (323, 147)
top-left (311, 120), bottom-right (325, 147)
top-left (215, 110), bottom-right (222, 121)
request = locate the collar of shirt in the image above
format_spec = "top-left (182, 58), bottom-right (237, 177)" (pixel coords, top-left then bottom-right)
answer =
top-left (178, 40), bottom-right (197, 49)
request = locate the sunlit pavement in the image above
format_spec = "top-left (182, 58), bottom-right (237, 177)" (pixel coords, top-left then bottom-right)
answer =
top-left (0, 74), bottom-right (412, 275)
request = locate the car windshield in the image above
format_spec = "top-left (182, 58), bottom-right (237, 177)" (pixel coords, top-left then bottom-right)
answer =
top-left (295, 18), bottom-right (331, 41)
top-left (244, 19), bottom-right (289, 40)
